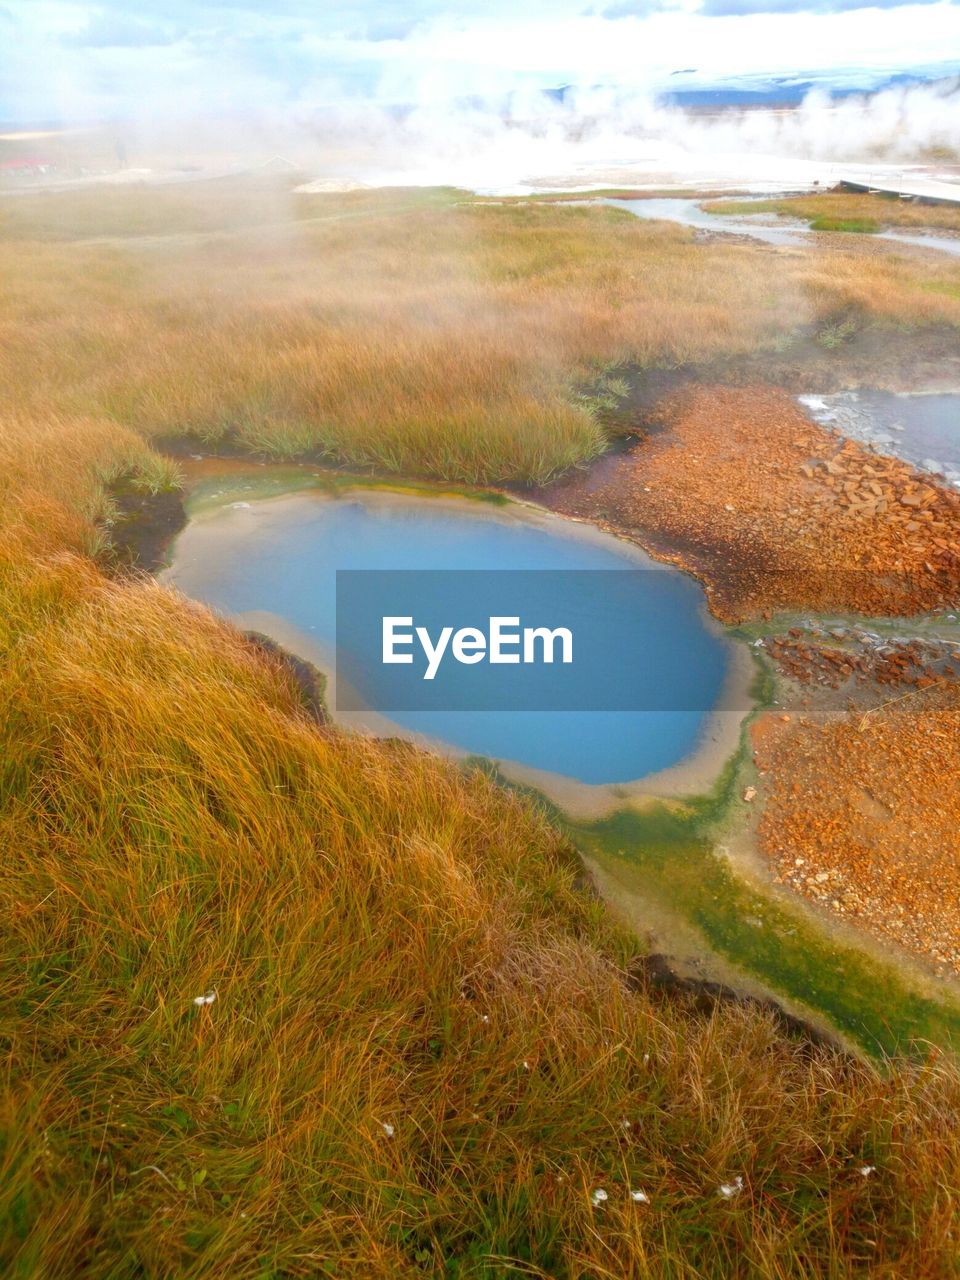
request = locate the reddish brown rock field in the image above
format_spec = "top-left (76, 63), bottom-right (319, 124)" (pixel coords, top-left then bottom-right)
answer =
top-left (542, 384), bottom-right (960, 621)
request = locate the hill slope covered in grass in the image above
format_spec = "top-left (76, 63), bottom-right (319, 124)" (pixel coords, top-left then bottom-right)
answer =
top-left (2, 183), bottom-right (960, 1275)
top-left (2, 454), bottom-right (960, 1276)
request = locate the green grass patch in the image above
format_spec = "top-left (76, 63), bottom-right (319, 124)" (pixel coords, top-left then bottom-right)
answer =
top-left (808, 216), bottom-right (880, 234)
top-left (703, 199), bottom-right (784, 217)
top-left (921, 279), bottom-right (960, 300)
top-left (702, 192), bottom-right (960, 235)
top-left (703, 201), bottom-right (879, 234)
top-left (570, 797), bottom-right (960, 1056)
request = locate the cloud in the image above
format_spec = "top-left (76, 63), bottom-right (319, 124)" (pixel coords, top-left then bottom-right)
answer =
top-left (65, 0), bottom-right (339, 16)
top-left (363, 17), bottom-right (421, 41)
top-left (2, 0), bottom-right (958, 133)
top-left (701, 0), bottom-right (948, 12)
top-left (62, 14), bottom-right (183, 48)
top-left (601, 0), bottom-right (665, 15)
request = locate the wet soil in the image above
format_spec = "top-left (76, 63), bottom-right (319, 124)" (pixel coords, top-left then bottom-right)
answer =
top-left (627, 952), bottom-right (843, 1053)
top-left (106, 482), bottom-right (187, 574)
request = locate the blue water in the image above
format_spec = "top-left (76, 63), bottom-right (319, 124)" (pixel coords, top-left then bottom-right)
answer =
top-left (166, 490), bottom-right (731, 785)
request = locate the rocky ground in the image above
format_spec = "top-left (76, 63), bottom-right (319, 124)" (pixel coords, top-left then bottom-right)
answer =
top-left (753, 685), bottom-right (960, 976)
top-left (762, 629), bottom-right (960, 693)
top-left (748, 628), bottom-right (960, 975)
top-left (538, 387), bottom-right (960, 978)
top-left (540, 384), bottom-right (960, 622)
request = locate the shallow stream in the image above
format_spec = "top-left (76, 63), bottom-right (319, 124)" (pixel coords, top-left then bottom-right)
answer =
top-left (800, 390), bottom-right (960, 484)
top-left (605, 196), bottom-right (960, 258)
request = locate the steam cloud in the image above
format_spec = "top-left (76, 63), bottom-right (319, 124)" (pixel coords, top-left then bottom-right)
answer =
top-left (291, 79), bottom-right (960, 190)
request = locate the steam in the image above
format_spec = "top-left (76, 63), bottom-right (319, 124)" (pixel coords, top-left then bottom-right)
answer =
top-left (5, 0), bottom-right (959, 197)
top-left (289, 79), bottom-right (960, 192)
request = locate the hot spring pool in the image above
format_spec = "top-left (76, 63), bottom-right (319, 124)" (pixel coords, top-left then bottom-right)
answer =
top-left (164, 484), bottom-right (743, 789)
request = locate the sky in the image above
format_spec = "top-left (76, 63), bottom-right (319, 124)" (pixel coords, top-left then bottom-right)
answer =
top-left (2, 0), bottom-right (959, 125)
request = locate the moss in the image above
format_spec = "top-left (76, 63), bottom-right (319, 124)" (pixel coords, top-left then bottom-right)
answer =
top-left (570, 797), bottom-right (960, 1056)
top-left (182, 463), bottom-right (511, 518)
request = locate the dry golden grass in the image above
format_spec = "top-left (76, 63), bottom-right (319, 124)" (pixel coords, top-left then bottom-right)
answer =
top-left (1, 183), bottom-right (958, 485)
top-left (4, 181), bottom-right (960, 1274)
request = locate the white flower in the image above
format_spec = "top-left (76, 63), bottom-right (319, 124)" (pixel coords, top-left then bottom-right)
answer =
top-left (859, 1165), bottom-right (876, 1177)
top-left (630, 1190), bottom-right (650, 1203)
top-left (193, 990), bottom-right (216, 1007)
top-left (620, 1118), bottom-right (632, 1131)
top-left (591, 1188), bottom-right (608, 1206)
top-left (381, 1122), bottom-right (395, 1138)
top-left (718, 1176), bottom-right (744, 1199)
top-left (522, 1060), bottom-right (531, 1071)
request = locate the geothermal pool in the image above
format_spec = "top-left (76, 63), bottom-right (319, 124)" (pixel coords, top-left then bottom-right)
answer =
top-left (164, 484), bottom-right (737, 787)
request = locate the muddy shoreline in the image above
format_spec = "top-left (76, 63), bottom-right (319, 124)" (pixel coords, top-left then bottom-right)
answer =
top-left (106, 482), bottom-right (187, 575)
